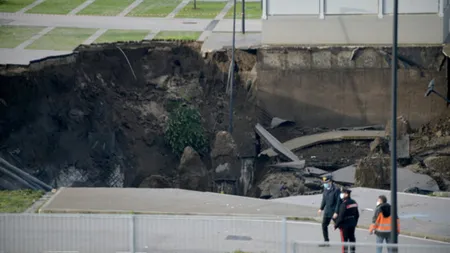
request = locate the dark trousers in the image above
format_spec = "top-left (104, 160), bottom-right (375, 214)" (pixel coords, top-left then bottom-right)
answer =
top-left (322, 216), bottom-right (332, 241)
top-left (340, 226), bottom-right (356, 253)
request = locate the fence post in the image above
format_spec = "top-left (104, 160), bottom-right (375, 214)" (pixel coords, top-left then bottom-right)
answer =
top-left (378, 0), bottom-right (384, 18)
top-left (319, 0), bottom-right (325, 19)
top-left (282, 217), bottom-right (287, 253)
top-left (129, 214), bottom-right (135, 253)
top-left (262, 0), bottom-right (267, 19)
top-left (439, 0), bottom-right (445, 17)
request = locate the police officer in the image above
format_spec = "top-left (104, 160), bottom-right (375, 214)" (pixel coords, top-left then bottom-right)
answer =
top-left (318, 175), bottom-right (341, 247)
top-left (334, 187), bottom-right (359, 253)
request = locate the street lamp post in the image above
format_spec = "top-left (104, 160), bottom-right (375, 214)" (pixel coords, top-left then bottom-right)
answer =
top-left (390, 0), bottom-right (399, 251)
top-left (229, 0), bottom-right (237, 133)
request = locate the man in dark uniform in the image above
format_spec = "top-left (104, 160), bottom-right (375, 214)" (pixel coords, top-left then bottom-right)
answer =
top-left (318, 175), bottom-right (341, 247)
top-left (335, 188), bottom-right (359, 253)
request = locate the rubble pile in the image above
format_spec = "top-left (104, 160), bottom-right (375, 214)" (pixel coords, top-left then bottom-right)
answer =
top-left (355, 153), bottom-right (390, 189)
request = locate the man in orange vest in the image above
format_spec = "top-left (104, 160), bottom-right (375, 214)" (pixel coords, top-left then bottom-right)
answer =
top-left (369, 195), bottom-right (400, 253)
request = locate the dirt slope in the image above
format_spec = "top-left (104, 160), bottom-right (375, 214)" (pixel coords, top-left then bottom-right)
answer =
top-left (0, 42), bottom-right (257, 189)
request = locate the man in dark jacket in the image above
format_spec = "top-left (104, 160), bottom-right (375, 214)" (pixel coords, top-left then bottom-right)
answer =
top-left (334, 187), bottom-right (359, 253)
top-left (318, 175), bottom-right (341, 246)
top-left (369, 195), bottom-right (400, 253)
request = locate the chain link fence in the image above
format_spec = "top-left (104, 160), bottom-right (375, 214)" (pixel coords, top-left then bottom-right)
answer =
top-left (1, 214), bottom-right (449, 253)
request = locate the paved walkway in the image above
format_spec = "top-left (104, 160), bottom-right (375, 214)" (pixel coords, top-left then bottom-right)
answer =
top-left (273, 187), bottom-right (450, 241)
top-left (0, 0), bottom-right (263, 65)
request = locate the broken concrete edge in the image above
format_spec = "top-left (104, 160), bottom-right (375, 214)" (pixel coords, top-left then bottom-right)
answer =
top-left (261, 131), bottom-right (385, 157)
top-left (429, 191), bottom-right (450, 197)
top-left (38, 187), bottom-right (66, 214)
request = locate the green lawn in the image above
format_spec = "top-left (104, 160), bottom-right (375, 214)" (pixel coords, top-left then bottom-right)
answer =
top-left (26, 0), bottom-right (85, 14)
top-left (0, 190), bottom-right (44, 213)
top-left (154, 31), bottom-right (201, 41)
top-left (127, 0), bottom-right (181, 17)
top-left (27, 27), bottom-right (97, 50)
top-left (225, 2), bottom-right (261, 19)
top-left (95, 29), bottom-right (150, 43)
top-left (77, 0), bottom-right (134, 16)
top-left (0, 26), bottom-right (44, 48)
top-left (0, 0), bottom-right (35, 12)
top-left (176, 1), bottom-right (227, 19)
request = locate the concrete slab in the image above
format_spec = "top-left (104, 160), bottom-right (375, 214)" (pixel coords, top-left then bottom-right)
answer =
top-left (213, 19), bottom-right (262, 33)
top-left (40, 187), bottom-right (318, 218)
top-left (271, 187), bottom-right (450, 240)
top-left (261, 130), bottom-right (385, 158)
top-left (201, 32), bottom-right (261, 53)
top-left (255, 123), bottom-right (300, 162)
top-left (325, 165), bottom-right (439, 192)
top-left (0, 48), bottom-right (73, 65)
top-left (305, 167), bottom-right (328, 176)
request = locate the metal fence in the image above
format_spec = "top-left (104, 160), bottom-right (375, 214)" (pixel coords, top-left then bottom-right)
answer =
top-left (1, 214), bottom-right (450, 253)
top-left (262, 0), bottom-right (445, 19)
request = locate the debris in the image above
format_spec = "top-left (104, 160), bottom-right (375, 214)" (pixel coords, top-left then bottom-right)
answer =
top-left (261, 130), bottom-right (384, 158)
top-left (336, 125), bottom-right (384, 131)
top-left (255, 123), bottom-right (300, 162)
top-left (385, 116), bottom-right (412, 139)
top-left (304, 167), bottom-right (328, 176)
top-left (269, 117), bottom-right (295, 129)
top-left (388, 135), bottom-right (410, 159)
top-left (211, 131), bottom-right (240, 194)
top-left (178, 146), bottom-right (209, 191)
top-left (258, 172), bottom-right (305, 199)
top-left (355, 154), bottom-right (390, 189)
top-left (328, 165), bottom-right (357, 185)
top-left (268, 161), bottom-right (306, 170)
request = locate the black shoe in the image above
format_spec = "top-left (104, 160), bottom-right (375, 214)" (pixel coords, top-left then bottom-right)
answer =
top-left (318, 242), bottom-right (330, 247)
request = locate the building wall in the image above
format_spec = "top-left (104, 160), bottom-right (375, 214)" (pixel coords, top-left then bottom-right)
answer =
top-left (262, 0), bottom-right (449, 45)
top-left (254, 47), bottom-right (448, 128)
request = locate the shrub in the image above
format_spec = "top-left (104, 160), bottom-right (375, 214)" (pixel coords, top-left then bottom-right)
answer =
top-left (165, 105), bottom-right (207, 155)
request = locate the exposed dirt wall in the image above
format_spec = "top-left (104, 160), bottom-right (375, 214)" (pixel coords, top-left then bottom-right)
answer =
top-left (0, 42), bottom-right (257, 189)
top-left (255, 46), bottom-right (448, 128)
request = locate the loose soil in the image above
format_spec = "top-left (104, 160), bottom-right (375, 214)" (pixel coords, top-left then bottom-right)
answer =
top-left (0, 42), bottom-right (257, 189)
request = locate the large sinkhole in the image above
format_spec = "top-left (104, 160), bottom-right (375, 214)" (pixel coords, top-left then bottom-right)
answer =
top-left (1, 42), bottom-right (448, 196)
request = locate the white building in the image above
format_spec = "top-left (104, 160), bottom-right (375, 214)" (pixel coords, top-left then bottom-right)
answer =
top-left (261, 0), bottom-right (450, 45)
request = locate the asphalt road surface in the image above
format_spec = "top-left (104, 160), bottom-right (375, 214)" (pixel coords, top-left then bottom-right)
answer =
top-left (1, 214), bottom-right (448, 253)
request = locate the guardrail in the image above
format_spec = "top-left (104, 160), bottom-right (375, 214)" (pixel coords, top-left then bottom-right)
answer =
top-left (1, 214), bottom-right (450, 253)
top-left (262, 0), bottom-right (445, 19)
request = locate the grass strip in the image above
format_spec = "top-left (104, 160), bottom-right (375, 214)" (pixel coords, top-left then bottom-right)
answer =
top-left (176, 1), bottom-right (227, 19)
top-left (27, 27), bottom-right (97, 50)
top-left (0, 190), bottom-right (44, 213)
top-left (26, 0), bottom-right (85, 15)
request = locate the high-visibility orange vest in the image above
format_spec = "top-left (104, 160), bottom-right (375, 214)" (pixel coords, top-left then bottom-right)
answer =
top-left (369, 212), bottom-right (400, 234)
